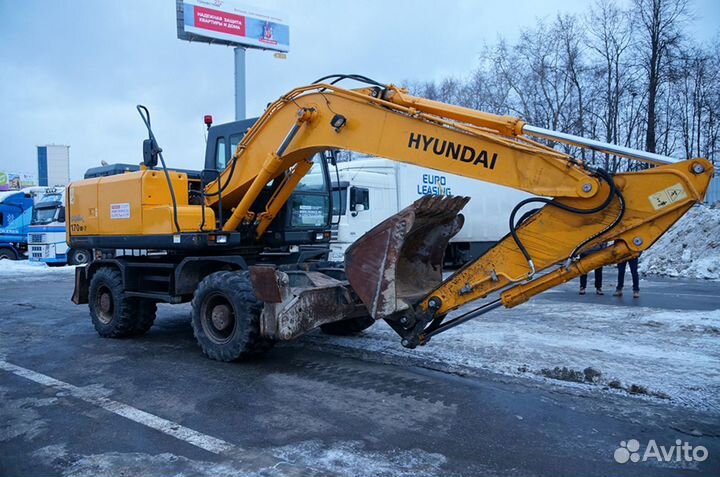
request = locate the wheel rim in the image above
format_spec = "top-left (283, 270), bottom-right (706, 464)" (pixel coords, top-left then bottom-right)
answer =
top-left (95, 285), bottom-right (114, 324)
top-left (0, 250), bottom-right (14, 260)
top-left (73, 250), bottom-right (89, 264)
top-left (201, 292), bottom-right (236, 344)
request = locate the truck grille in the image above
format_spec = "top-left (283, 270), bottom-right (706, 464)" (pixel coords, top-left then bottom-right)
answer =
top-left (30, 245), bottom-right (50, 259)
top-left (29, 233), bottom-right (47, 243)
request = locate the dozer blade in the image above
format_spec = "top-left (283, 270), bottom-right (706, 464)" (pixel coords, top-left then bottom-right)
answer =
top-left (344, 195), bottom-right (470, 320)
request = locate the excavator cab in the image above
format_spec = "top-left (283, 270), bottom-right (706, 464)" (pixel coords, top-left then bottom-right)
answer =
top-left (204, 118), bottom-right (335, 248)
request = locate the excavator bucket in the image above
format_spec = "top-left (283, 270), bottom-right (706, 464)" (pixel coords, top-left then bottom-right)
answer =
top-left (344, 195), bottom-right (470, 320)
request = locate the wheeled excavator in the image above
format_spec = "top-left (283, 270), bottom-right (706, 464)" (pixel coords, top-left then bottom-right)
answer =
top-left (67, 75), bottom-right (714, 361)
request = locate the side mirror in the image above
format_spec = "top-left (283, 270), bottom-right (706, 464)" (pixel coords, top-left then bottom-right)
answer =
top-left (142, 138), bottom-right (160, 168)
top-left (57, 206), bottom-right (66, 223)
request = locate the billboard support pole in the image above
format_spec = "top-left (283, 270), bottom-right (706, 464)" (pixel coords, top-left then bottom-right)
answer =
top-left (234, 46), bottom-right (246, 120)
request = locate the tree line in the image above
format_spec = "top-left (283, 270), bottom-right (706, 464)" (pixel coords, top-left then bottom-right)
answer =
top-left (406, 0), bottom-right (718, 171)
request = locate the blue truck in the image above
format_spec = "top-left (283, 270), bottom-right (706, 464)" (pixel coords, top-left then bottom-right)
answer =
top-left (0, 188), bottom-right (45, 260)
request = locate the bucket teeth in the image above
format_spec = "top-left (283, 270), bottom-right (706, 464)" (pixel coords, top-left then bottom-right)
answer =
top-left (344, 195), bottom-right (469, 320)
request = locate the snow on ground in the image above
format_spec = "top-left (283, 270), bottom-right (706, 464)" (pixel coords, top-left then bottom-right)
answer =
top-left (309, 292), bottom-right (720, 412)
top-left (641, 205), bottom-right (720, 280)
top-left (0, 259), bottom-right (75, 280)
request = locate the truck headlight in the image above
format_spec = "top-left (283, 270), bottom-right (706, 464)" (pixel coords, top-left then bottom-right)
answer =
top-left (315, 232), bottom-right (325, 241)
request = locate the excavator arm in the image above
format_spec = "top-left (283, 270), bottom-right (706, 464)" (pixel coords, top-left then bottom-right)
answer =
top-left (205, 78), bottom-right (713, 347)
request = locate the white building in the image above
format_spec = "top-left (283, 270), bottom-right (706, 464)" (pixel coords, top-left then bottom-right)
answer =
top-left (37, 144), bottom-right (70, 187)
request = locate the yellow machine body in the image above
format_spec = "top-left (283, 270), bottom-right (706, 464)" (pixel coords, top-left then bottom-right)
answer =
top-left (67, 169), bottom-right (213, 237)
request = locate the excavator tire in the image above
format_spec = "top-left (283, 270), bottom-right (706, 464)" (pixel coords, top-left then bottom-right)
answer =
top-left (89, 267), bottom-right (152, 338)
top-left (191, 271), bottom-right (274, 361)
top-left (132, 299), bottom-right (157, 336)
top-left (320, 316), bottom-right (375, 336)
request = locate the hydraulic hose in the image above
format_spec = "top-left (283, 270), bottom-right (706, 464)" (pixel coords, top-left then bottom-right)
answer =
top-left (508, 168), bottom-right (625, 278)
top-left (136, 105), bottom-right (181, 234)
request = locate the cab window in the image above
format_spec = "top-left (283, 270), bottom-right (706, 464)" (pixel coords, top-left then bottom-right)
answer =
top-left (295, 155), bottom-right (327, 192)
top-left (229, 133), bottom-right (244, 158)
top-left (332, 187), bottom-right (347, 216)
top-left (216, 137), bottom-right (226, 170)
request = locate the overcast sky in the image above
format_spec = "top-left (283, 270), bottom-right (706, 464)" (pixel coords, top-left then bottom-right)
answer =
top-left (0, 0), bottom-right (717, 180)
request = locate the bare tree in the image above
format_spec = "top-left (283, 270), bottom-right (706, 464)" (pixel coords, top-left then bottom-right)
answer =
top-left (406, 0), bottom-right (718, 168)
top-left (586, 0), bottom-right (633, 170)
top-left (633, 0), bottom-right (688, 153)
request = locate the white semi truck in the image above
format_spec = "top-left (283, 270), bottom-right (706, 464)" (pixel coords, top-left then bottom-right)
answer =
top-left (329, 158), bottom-right (532, 265)
top-left (28, 188), bottom-right (91, 266)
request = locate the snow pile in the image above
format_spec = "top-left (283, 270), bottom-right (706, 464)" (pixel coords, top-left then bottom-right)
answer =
top-left (0, 259), bottom-right (75, 280)
top-left (641, 205), bottom-right (720, 280)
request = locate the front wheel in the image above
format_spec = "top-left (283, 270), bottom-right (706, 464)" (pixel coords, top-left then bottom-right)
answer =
top-left (191, 271), bottom-right (274, 361)
top-left (0, 247), bottom-right (18, 260)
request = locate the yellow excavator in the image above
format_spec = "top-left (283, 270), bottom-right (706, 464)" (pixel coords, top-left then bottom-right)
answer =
top-left (68, 74), bottom-right (713, 361)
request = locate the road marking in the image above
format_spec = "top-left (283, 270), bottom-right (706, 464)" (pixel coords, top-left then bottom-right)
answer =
top-left (0, 360), bottom-right (236, 455)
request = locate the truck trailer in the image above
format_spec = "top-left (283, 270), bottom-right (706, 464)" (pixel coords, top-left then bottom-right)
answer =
top-left (328, 157), bottom-right (532, 265)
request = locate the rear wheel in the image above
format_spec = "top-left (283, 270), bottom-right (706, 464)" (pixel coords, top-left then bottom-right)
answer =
top-left (320, 315), bottom-right (375, 336)
top-left (89, 267), bottom-right (156, 338)
top-left (68, 248), bottom-right (91, 265)
top-left (191, 271), bottom-right (274, 361)
top-left (0, 247), bottom-right (18, 260)
top-left (132, 299), bottom-right (157, 336)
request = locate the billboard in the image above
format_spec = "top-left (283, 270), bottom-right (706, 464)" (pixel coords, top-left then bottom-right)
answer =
top-left (0, 171), bottom-right (37, 191)
top-left (177, 0), bottom-right (289, 52)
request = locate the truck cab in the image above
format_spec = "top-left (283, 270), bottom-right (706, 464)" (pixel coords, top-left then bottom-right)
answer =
top-left (0, 189), bottom-right (38, 260)
top-left (29, 188), bottom-right (90, 265)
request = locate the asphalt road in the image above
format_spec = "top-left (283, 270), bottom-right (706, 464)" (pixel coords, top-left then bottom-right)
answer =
top-left (1, 272), bottom-right (718, 476)
top-left (544, 269), bottom-right (720, 311)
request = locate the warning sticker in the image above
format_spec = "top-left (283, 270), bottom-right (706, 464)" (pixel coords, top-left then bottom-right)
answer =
top-left (110, 203), bottom-right (131, 219)
top-left (648, 183), bottom-right (688, 210)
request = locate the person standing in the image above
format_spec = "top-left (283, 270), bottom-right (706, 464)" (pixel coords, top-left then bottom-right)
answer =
top-left (614, 256), bottom-right (640, 298)
top-left (579, 267), bottom-right (603, 295)
top-left (579, 243), bottom-right (607, 295)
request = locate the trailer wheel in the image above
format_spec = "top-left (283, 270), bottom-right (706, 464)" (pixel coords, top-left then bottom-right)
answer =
top-left (0, 247), bottom-right (18, 260)
top-left (89, 267), bottom-right (142, 338)
top-left (191, 271), bottom-right (274, 361)
top-left (68, 248), bottom-right (91, 265)
top-left (320, 315), bottom-right (375, 336)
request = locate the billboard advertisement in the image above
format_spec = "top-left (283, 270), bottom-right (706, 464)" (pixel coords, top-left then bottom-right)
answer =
top-left (177, 0), bottom-right (289, 52)
top-left (0, 171), bottom-right (37, 191)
